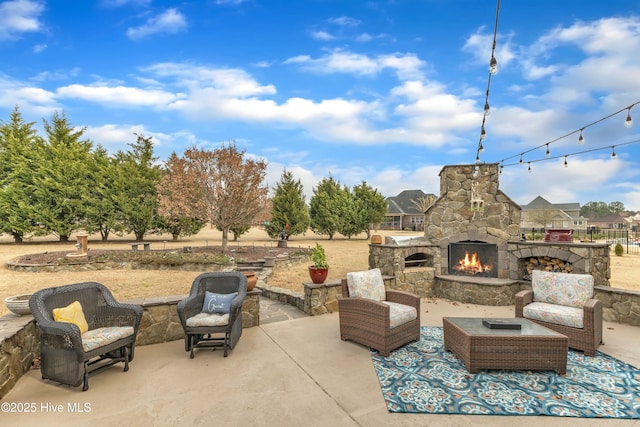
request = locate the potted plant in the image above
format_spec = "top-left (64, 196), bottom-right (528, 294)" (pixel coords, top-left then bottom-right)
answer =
top-left (308, 243), bottom-right (329, 284)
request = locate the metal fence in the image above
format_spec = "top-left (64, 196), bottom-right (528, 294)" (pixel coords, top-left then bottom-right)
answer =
top-left (520, 228), bottom-right (640, 255)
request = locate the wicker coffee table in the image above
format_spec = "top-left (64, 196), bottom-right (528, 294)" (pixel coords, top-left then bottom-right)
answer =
top-left (443, 317), bottom-right (568, 374)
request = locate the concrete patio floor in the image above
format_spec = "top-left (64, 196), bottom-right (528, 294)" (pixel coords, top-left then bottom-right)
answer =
top-left (4, 298), bottom-right (640, 427)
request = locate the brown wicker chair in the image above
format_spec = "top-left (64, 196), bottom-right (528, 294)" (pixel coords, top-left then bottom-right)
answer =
top-left (177, 272), bottom-right (247, 358)
top-left (515, 270), bottom-right (603, 356)
top-left (29, 282), bottom-right (143, 391)
top-left (338, 270), bottom-right (420, 356)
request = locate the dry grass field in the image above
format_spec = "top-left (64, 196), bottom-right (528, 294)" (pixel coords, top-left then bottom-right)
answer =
top-left (1, 227), bottom-right (638, 317)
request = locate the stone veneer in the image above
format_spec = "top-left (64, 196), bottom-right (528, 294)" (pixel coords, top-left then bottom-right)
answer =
top-left (424, 163), bottom-right (522, 279)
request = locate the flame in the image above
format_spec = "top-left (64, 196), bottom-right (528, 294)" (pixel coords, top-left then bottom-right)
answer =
top-left (454, 251), bottom-right (493, 274)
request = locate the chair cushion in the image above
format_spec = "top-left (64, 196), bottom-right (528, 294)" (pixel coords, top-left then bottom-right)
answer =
top-left (381, 301), bottom-right (418, 328)
top-left (186, 312), bottom-right (230, 327)
top-left (523, 301), bottom-right (584, 328)
top-left (531, 270), bottom-right (594, 308)
top-left (202, 291), bottom-right (238, 314)
top-left (53, 301), bottom-right (89, 334)
top-left (81, 326), bottom-right (134, 352)
top-left (347, 268), bottom-right (386, 301)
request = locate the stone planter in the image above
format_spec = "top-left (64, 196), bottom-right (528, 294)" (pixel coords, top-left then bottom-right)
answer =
top-left (5, 294), bottom-right (32, 315)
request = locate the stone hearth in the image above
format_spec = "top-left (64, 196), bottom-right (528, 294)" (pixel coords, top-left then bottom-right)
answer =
top-left (370, 163), bottom-right (611, 304)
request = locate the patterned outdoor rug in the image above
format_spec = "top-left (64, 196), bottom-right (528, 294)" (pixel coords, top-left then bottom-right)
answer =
top-left (371, 327), bottom-right (640, 418)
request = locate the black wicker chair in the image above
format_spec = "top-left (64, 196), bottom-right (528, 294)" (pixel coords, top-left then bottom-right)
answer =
top-left (29, 282), bottom-right (143, 391)
top-left (177, 272), bottom-right (247, 358)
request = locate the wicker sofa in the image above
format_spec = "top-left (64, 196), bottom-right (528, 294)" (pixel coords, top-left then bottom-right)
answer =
top-left (338, 268), bottom-right (420, 356)
top-left (29, 282), bottom-right (143, 391)
top-left (515, 270), bottom-right (603, 356)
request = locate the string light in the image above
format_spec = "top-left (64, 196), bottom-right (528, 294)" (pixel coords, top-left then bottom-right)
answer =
top-left (474, 0), bottom-right (501, 164)
top-left (527, 162), bottom-right (531, 173)
top-left (500, 138), bottom-right (639, 171)
top-left (497, 100), bottom-right (640, 168)
top-left (489, 56), bottom-right (498, 75)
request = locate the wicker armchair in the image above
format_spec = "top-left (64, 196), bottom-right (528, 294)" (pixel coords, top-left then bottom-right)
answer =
top-left (29, 282), bottom-right (143, 391)
top-left (338, 269), bottom-right (420, 356)
top-left (177, 272), bottom-right (247, 358)
top-left (515, 270), bottom-right (603, 356)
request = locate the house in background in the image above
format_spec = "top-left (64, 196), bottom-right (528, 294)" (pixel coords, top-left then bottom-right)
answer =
top-left (589, 212), bottom-right (633, 229)
top-left (382, 189), bottom-right (437, 230)
top-left (520, 196), bottom-right (588, 231)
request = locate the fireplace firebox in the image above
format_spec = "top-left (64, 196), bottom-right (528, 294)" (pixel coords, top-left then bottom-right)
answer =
top-left (448, 241), bottom-right (498, 278)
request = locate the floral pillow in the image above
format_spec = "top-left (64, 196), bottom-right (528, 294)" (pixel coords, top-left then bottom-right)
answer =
top-left (532, 270), bottom-right (594, 308)
top-left (347, 268), bottom-right (386, 301)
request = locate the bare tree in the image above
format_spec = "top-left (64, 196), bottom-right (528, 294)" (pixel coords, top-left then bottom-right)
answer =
top-left (411, 195), bottom-right (437, 212)
top-left (184, 143), bottom-right (268, 251)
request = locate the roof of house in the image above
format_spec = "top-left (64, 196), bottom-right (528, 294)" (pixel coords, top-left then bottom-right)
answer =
top-left (590, 212), bottom-right (632, 224)
top-left (521, 195), bottom-right (582, 217)
top-left (385, 189), bottom-right (437, 215)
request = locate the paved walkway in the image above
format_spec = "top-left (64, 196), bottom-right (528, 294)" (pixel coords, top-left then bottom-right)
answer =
top-left (259, 296), bottom-right (308, 324)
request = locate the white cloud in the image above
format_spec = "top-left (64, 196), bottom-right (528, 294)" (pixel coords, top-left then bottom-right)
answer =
top-left (285, 49), bottom-right (425, 80)
top-left (56, 84), bottom-right (183, 106)
top-left (126, 8), bottom-right (187, 40)
top-left (0, 0), bottom-right (44, 42)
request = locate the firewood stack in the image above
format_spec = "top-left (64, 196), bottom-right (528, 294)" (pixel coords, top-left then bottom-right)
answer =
top-left (522, 256), bottom-right (573, 280)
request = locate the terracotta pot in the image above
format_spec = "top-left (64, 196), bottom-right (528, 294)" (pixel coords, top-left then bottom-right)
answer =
top-left (243, 271), bottom-right (258, 291)
top-left (370, 235), bottom-right (383, 244)
top-left (308, 266), bottom-right (329, 284)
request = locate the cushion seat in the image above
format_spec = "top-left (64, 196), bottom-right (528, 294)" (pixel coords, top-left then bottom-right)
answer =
top-left (186, 312), bottom-right (230, 327)
top-left (382, 301), bottom-right (418, 328)
top-left (522, 301), bottom-right (584, 328)
top-left (82, 326), bottom-right (135, 352)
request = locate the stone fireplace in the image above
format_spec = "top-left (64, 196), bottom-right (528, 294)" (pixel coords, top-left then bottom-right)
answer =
top-left (369, 163), bottom-right (611, 305)
top-left (448, 241), bottom-right (498, 278)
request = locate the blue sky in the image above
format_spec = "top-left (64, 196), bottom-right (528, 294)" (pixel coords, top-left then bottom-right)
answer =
top-left (1, 0), bottom-right (640, 210)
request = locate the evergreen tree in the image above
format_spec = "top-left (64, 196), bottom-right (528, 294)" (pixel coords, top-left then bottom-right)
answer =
top-left (83, 146), bottom-right (121, 240)
top-left (338, 188), bottom-right (368, 239)
top-left (353, 181), bottom-right (388, 238)
top-left (309, 175), bottom-right (349, 239)
top-left (266, 169), bottom-right (310, 239)
top-left (0, 106), bottom-right (43, 242)
top-left (30, 111), bottom-right (94, 241)
top-left (112, 134), bottom-right (162, 241)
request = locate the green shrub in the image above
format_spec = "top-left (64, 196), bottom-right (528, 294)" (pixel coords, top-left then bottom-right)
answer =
top-left (614, 243), bottom-right (624, 256)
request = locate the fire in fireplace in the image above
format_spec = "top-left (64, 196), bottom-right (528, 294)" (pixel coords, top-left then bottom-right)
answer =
top-left (448, 241), bottom-right (498, 278)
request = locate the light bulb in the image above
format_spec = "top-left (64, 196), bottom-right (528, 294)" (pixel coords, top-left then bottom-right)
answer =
top-left (528, 162), bottom-right (531, 173)
top-left (564, 156), bottom-right (568, 168)
top-left (479, 142), bottom-right (484, 153)
top-left (519, 154), bottom-right (523, 165)
top-left (578, 129), bottom-right (584, 144)
top-left (480, 127), bottom-right (486, 141)
top-left (484, 101), bottom-right (490, 116)
top-left (545, 144), bottom-right (550, 157)
top-left (611, 146), bottom-right (617, 159)
top-left (625, 109), bottom-right (633, 128)
top-left (499, 165), bottom-right (503, 174)
top-left (489, 56), bottom-right (498, 74)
